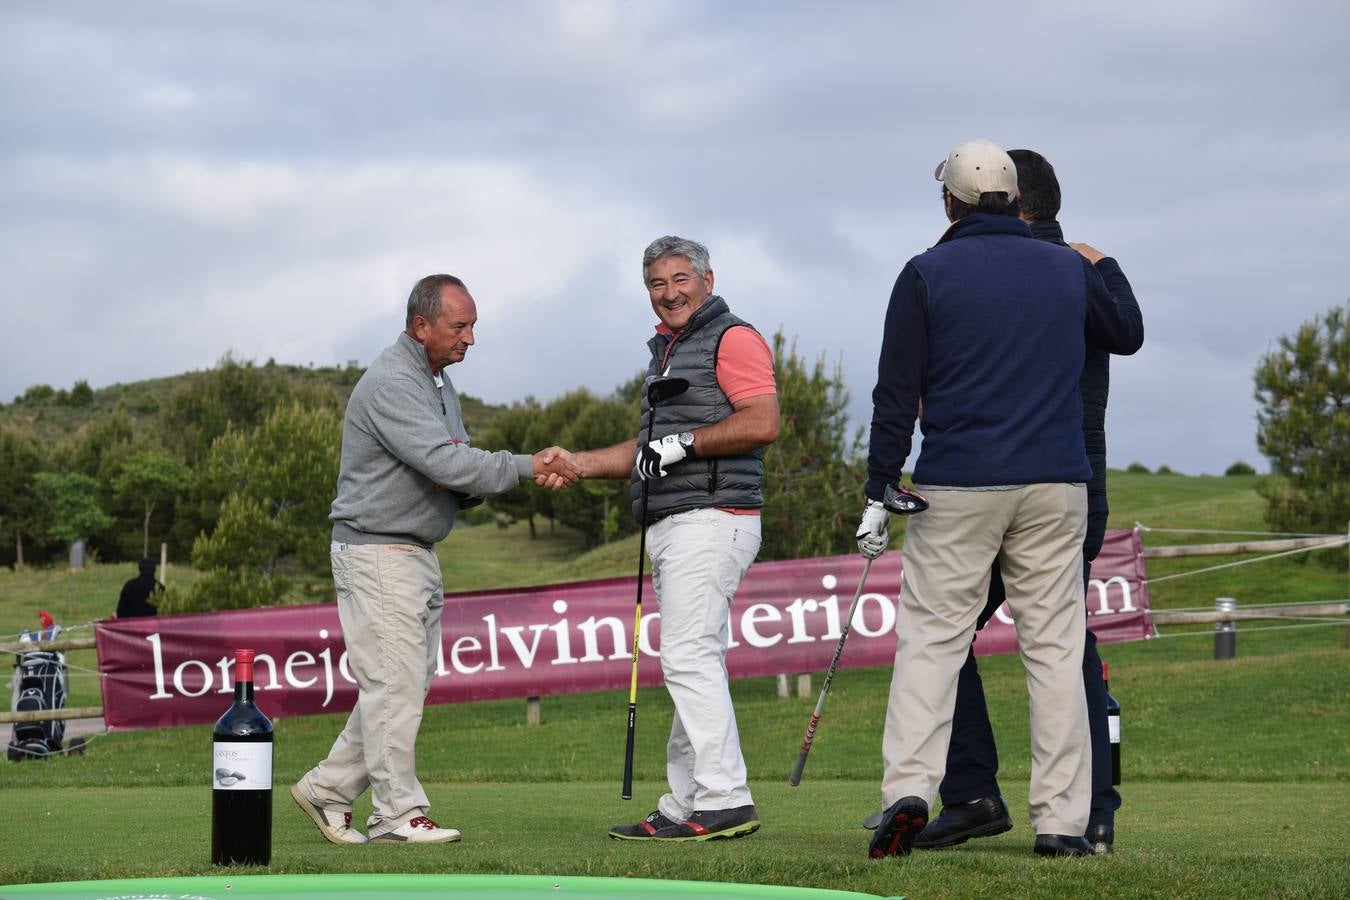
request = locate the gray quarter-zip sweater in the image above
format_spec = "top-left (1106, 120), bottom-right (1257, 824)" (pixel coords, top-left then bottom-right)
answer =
top-left (330, 332), bottom-right (533, 548)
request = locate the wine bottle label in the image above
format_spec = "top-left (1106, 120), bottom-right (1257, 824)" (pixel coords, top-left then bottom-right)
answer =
top-left (1108, 713), bottom-right (1121, 744)
top-left (212, 742), bottom-right (273, 790)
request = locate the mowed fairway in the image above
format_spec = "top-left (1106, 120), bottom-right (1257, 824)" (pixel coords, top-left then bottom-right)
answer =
top-left (2, 471), bottom-right (1348, 897)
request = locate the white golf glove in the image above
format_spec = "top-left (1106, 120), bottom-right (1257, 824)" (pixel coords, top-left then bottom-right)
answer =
top-left (855, 500), bottom-right (890, 559)
top-left (636, 434), bottom-right (687, 480)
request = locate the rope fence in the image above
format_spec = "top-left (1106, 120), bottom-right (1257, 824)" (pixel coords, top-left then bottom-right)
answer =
top-left (1133, 524), bottom-right (1344, 538)
top-left (1145, 619), bottom-right (1350, 640)
top-left (1133, 523), bottom-right (1349, 585)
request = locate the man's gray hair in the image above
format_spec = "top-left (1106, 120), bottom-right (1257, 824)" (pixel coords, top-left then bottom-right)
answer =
top-left (406, 274), bottom-right (467, 329)
top-left (642, 236), bottom-right (710, 283)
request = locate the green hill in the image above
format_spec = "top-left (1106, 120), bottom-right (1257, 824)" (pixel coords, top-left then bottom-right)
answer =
top-left (0, 362), bottom-right (508, 445)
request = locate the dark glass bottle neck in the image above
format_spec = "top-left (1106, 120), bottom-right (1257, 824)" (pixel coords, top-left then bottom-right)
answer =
top-left (234, 678), bottom-right (254, 703)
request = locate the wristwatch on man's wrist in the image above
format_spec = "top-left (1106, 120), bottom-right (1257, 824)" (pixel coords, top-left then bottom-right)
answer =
top-left (677, 431), bottom-right (696, 457)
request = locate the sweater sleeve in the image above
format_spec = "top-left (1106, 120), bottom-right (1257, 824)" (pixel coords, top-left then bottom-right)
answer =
top-left (366, 377), bottom-right (528, 496)
top-left (864, 263), bottom-right (928, 500)
top-left (1083, 256), bottom-right (1144, 355)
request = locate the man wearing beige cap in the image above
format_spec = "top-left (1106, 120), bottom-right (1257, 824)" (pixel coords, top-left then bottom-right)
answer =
top-left (856, 139), bottom-right (1143, 858)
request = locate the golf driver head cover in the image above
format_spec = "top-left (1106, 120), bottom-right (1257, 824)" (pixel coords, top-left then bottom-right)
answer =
top-left (883, 482), bottom-right (929, 515)
top-left (637, 434), bottom-right (687, 480)
top-left (855, 500), bottom-right (889, 559)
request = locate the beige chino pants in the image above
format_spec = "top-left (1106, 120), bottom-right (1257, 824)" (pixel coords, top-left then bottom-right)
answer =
top-left (301, 542), bottom-right (445, 836)
top-left (880, 483), bottom-right (1091, 836)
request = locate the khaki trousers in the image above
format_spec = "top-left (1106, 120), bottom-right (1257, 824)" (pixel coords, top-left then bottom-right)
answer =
top-left (880, 483), bottom-right (1090, 835)
top-left (301, 542), bottom-right (445, 835)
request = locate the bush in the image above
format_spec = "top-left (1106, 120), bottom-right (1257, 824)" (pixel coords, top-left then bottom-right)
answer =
top-left (1126, 462), bottom-right (1151, 474)
top-left (166, 568), bottom-right (280, 613)
top-left (20, 384), bottom-right (55, 405)
top-left (1156, 465), bottom-right (1177, 475)
top-left (67, 380), bottom-right (95, 407)
top-left (459, 503), bottom-right (498, 527)
top-left (1225, 460), bottom-right (1257, 476)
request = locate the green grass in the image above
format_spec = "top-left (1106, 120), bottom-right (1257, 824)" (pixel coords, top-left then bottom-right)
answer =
top-left (2, 634), bottom-right (1346, 895)
top-left (2, 470), bottom-right (1348, 896)
top-left (3, 782), bottom-right (1346, 897)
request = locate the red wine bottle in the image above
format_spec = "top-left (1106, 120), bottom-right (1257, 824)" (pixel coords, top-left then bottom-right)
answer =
top-left (1103, 660), bottom-right (1121, 786)
top-left (212, 648), bottom-right (273, 866)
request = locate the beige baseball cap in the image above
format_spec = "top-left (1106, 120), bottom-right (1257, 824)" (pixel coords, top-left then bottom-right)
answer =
top-left (934, 139), bottom-right (1019, 205)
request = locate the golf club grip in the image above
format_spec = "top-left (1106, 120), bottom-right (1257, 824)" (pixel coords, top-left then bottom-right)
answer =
top-left (621, 703), bottom-right (637, 799)
top-left (788, 712), bottom-right (822, 786)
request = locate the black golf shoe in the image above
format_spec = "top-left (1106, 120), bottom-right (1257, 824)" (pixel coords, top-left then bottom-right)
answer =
top-left (651, 805), bottom-right (760, 841)
top-left (1086, 822), bottom-right (1114, 854)
top-left (1033, 834), bottom-right (1096, 857)
top-left (868, 796), bottom-right (929, 858)
top-left (608, 811), bottom-right (679, 840)
top-left (914, 796), bottom-right (1014, 849)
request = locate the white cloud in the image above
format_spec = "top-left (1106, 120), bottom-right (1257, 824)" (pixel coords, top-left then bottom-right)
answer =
top-left (2, 0), bottom-right (1348, 474)
top-left (134, 83), bottom-right (200, 114)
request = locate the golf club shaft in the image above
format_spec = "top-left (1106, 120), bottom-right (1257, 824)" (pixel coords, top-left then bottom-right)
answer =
top-left (788, 557), bottom-right (873, 786)
top-left (620, 483), bottom-right (648, 800)
top-left (621, 408), bottom-right (657, 800)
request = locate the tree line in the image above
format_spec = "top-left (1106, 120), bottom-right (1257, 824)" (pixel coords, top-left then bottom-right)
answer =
top-left (0, 334), bottom-right (869, 612)
top-left (3, 301), bottom-right (1343, 613)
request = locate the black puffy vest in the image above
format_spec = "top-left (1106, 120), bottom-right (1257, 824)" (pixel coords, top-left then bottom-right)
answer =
top-left (629, 295), bottom-right (766, 524)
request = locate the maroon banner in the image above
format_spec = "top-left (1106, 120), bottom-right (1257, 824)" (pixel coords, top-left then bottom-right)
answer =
top-left (96, 529), bottom-right (1150, 731)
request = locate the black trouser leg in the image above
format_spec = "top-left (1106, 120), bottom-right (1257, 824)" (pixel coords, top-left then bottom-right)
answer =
top-left (1083, 626), bottom-right (1120, 827)
top-left (1082, 494), bottom-right (1120, 828)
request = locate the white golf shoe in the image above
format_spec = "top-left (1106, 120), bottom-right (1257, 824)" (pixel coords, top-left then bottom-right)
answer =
top-left (290, 783), bottom-right (368, 845)
top-left (369, 815), bottom-right (462, 844)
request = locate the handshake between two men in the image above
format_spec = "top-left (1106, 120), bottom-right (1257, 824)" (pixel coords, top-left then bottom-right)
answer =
top-left (528, 433), bottom-right (692, 492)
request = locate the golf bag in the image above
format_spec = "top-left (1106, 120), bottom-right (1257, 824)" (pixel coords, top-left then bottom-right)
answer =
top-left (7, 619), bottom-right (85, 761)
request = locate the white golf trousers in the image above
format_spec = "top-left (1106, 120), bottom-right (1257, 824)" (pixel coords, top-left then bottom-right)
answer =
top-left (648, 508), bottom-right (761, 820)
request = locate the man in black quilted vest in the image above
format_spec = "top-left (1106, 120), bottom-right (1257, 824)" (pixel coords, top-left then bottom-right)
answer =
top-left (574, 236), bottom-right (780, 842)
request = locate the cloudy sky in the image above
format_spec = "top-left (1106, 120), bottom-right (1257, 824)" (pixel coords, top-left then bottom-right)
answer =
top-left (2, 1), bottom-right (1346, 476)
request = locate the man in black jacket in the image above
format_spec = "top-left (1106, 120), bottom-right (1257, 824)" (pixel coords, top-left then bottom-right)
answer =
top-left (116, 558), bottom-right (163, 618)
top-left (857, 139), bottom-right (1142, 858)
top-left (910, 149), bottom-right (1132, 856)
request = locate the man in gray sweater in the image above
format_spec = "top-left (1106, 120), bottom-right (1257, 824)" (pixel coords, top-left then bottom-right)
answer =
top-left (292, 273), bottom-right (576, 846)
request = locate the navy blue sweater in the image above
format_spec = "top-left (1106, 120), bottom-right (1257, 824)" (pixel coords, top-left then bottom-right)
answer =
top-left (865, 214), bottom-right (1143, 498)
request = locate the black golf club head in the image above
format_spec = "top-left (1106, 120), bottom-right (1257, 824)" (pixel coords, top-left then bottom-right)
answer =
top-left (882, 481), bottom-right (928, 515)
top-left (645, 375), bottom-right (690, 405)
